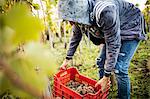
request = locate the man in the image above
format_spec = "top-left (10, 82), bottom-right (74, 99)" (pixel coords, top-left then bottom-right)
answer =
top-left (58, 0), bottom-right (147, 99)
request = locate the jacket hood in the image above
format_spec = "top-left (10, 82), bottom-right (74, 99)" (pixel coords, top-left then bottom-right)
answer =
top-left (58, 0), bottom-right (94, 25)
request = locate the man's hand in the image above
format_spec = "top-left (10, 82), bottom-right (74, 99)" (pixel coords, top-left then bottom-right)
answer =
top-left (60, 59), bottom-right (70, 70)
top-left (95, 76), bottom-right (110, 93)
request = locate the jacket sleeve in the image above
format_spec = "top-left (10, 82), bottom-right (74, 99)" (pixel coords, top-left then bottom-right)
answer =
top-left (96, 5), bottom-right (121, 75)
top-left (66, 24), bottom-right (82, 59)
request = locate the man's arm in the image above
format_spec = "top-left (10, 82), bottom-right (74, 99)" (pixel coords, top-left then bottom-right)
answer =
top-left (66, 24), bottom-right (83, 59)
top-left (95, 4), bottom-right (121, 92)
top-left (60, 24), bottom-right (82, 69)
top-left (96, 5), bottom-right (121, 76)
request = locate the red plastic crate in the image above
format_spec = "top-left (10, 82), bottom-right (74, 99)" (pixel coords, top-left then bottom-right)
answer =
top-left (53, 67), bottom-right (109, 99)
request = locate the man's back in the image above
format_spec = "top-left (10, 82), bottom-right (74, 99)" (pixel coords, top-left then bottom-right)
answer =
top-left (93, 0), bottom-right (146, 40)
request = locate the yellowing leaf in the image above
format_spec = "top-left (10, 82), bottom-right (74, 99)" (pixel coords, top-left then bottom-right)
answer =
top-left (0, 74), bottom-right (35, 98)
top-left (0, 26), bottom-right (15, 54)
top-left (6, 54), bottom-right (48, 97)
top-left (23, 42), bottom-right (58, 76)
top-left (0, 0), bottom-right (5, 6)
top-left (4, 4), bottom-right (44, 44)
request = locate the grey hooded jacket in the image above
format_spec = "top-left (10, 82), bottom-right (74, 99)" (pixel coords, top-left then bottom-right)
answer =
top-left (66, 0), bottom-right (147, 75)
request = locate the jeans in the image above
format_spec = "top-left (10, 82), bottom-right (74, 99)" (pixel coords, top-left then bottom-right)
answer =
top-left (96, 40), bottom-right (140, 99)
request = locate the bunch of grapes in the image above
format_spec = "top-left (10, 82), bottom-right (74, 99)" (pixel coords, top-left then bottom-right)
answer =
top-left (66, 80), bottom-right (96, 95)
